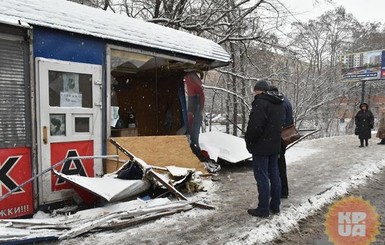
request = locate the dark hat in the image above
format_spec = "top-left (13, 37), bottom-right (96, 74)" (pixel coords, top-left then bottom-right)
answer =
top-left (269, 85), bottom-right (279, 92)
top-left (254, 80), bottom-right (269, 91)
top-left (359, 102), bottom-right (369, 109)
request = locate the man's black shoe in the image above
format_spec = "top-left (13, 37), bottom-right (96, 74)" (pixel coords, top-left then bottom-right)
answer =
top-left (247, 208), bottom-right (269, 218)
top-left (270, 208), bottom-right (280, 214)
top-left (269, 205), bottom-right (280, 214)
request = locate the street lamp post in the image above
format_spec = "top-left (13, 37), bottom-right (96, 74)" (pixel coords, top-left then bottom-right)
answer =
top-left (361, 80), bottom-right (366, 103)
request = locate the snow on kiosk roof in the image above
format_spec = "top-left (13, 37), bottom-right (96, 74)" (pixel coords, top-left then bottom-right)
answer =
top-left (0, 0), bottom-right (230, 67)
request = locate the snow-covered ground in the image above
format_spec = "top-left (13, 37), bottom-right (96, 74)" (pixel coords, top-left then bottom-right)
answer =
top-left (228, 134), bottom-right (385, 244)
top-left (3, 133), bottom-right (385, 245)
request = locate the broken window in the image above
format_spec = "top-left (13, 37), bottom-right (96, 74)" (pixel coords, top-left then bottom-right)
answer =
top-left (109, 47), bottom-right (192, 137)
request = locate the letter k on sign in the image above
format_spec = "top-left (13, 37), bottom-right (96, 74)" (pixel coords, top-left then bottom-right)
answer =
top-left (0, 156), bottom-right (22, 196)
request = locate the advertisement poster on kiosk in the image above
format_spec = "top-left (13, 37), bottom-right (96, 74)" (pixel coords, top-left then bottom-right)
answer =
top-left (0, 147), bottom-right (33, 219)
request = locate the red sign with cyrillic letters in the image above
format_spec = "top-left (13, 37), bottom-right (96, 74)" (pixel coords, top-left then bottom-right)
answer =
top-left (0, 147), bottom-right (33, 219)
top-left (50, 141), bottom-right (94, 191)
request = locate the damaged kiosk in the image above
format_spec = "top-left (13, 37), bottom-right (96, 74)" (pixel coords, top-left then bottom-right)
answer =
top-left (0, 0), bottom-right (230, 219)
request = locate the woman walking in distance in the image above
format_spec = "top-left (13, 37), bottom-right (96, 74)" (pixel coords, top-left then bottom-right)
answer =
top-left (355, 102), bottom-right (374, 147)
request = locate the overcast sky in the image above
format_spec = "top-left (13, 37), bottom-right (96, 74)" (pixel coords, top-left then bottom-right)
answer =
top-left (281, 0), bottom-right (385, 23)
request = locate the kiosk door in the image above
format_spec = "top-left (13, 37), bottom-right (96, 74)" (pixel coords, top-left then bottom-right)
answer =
top-left (36, 58), bottom-right (103, 204)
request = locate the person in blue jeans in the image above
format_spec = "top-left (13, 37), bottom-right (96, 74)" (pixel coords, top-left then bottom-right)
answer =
top-left (245, 80), bottom-right (284, 218)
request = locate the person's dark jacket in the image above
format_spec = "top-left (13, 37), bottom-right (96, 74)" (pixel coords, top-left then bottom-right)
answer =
top-left (282, 96), bottom-right (293, 127)
top-left (355, 103), bottom-right (374, 139)
top-left (245, 91), bottom-right (284, 155)
top-left (268, 86), bottom-right (293, 127)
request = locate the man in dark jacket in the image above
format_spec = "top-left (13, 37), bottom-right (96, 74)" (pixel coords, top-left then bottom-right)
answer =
top-left (245, 80), bottom-right (284, 218)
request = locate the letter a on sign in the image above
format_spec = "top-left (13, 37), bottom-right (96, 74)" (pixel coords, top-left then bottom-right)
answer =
top-left (56, 150), bottom-right (87, 185)
top-left (50, 140), bottom-right (94, 191)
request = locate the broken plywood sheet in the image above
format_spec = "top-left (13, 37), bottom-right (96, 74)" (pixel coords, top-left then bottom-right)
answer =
top-left (53, 170), bottom-right (151, 202)
top-left (199, 131), bottom-right (252, 163)
top-left (106, 135), bottom-right (207, 174)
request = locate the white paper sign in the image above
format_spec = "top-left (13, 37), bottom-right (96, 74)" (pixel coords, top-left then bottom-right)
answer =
top-left (60, 92), bottom-right (82, 107)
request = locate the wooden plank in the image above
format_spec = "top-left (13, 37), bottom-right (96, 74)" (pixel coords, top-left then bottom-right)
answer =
top-left (59, 200), bottom-right (194, 239)
top-left (106, 136), bottom-right (208, 174)
top-left (102, 207), bottom-right (192, 230)
top-left (58, 213), bottom-right (121, 240)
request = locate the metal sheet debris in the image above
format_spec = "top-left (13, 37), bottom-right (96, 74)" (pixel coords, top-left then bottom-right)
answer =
top-left (53, 170), bottom-right (151, 202)
top-left (199, 131), bottom-right (252, 163)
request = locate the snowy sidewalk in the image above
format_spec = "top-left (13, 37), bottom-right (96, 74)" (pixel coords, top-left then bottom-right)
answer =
top-left (226, 134), bottom-right (385, 244)
top-left (286, 134), bottom-right (385, 203)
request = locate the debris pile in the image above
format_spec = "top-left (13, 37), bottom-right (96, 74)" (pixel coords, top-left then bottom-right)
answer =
top-left (0, 138), bottom-right (215, 244)
top-left (0, 198), bottom-right (194, 243)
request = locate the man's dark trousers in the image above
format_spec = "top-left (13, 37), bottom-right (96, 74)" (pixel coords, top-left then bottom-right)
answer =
top-left (279, 141), bottom-right (289, 198)
top-left (252, 154), bottom-right (281, 213)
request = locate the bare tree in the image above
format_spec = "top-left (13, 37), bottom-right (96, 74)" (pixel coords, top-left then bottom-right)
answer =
top-left (68, 0), bottom-right (289, 135)
top-left (67, 0), bottom-right (385, 137)
top-left (285, 7), bottom-right (385, 136)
